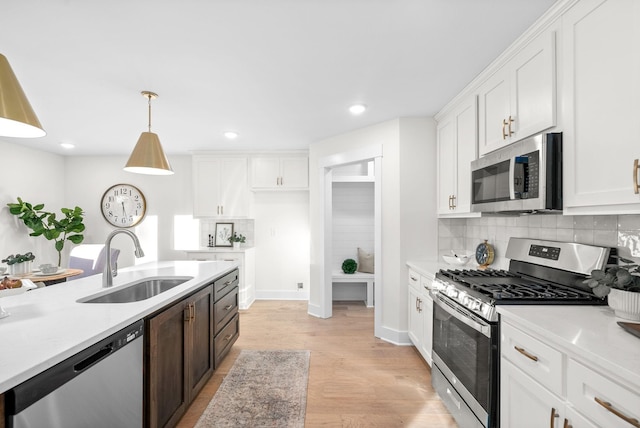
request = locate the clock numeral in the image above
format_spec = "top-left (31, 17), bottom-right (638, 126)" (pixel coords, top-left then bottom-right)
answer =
top-left (104, 202), bottom-right (110, 209)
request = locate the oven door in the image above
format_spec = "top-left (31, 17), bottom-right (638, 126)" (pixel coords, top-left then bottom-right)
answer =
top-left (432, 292), bottom-right (498, 428)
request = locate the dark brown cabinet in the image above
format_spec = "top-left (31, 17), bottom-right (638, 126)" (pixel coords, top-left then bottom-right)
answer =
top-left (146, 285), bottom-right (214, 428)
top-left (213, 270), bottom-right (239, 368)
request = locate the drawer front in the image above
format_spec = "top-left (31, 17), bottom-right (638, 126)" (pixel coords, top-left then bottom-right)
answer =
top-left (214, 313), bottom-right (239, 368)
top-left (420, 275), bottom-right (433, 292)
top-left (214, 286), bottom-right (238, 334)
top-left (501, 321), bottom-right (564, 396)
top-left (214, 269), bottom-right (239, 300)
top-left (567, 359), bottom-right (640, 428)
top-left (408, 269), bottom-right (421, 289)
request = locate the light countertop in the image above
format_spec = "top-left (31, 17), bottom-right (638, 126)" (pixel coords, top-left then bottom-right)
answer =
top-left (497, 305), bottom-right (640, 390)
top-left (0, 260), bottom-right (237, 393)
top-left (406, 259), bottom-right (483, 279)
top-left (185, 247), bottom-right (254, 253)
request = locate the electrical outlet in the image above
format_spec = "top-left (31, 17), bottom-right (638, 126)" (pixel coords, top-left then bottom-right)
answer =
top-left (297, 282), bottom-right (303, 289)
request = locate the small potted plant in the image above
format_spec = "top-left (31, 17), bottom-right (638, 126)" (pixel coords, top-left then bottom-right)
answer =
top-left (2, 252), bottom-right (36, 276)
top-left (584, 257), bottom-right (640, 320)
top-left (229, 232), bottom-right (246, 249)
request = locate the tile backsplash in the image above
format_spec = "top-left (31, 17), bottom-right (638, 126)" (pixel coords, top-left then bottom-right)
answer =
top-left (439, 214), bottom-right (640, 269)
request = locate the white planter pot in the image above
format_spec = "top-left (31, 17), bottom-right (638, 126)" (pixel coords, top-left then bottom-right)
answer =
top-left (608, 288), bottom-right (640, 321)
top-left (233, 242), bottom-right (240, 249)
top-left (9, 261), bottom-right (32, 276)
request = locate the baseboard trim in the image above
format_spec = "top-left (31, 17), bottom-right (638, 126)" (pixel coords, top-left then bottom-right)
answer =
top-left (255, 290), bottom-right (310, 301)
top-left (378, 325), bottom-right (411, 346)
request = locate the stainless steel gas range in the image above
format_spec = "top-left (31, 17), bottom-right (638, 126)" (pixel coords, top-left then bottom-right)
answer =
top-left (430, 238), bottom-right (612, 428)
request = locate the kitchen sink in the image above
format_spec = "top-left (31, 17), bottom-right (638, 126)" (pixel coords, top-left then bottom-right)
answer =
top-left (78, 276), bottom-right (193, 303)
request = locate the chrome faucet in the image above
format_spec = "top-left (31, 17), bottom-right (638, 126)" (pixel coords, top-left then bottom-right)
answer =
top-left (103, 229), bottom-right (145, 288)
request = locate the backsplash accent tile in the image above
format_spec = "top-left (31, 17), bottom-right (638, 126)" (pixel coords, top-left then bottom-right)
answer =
top-left (439, 214), bottom-right (640, 269)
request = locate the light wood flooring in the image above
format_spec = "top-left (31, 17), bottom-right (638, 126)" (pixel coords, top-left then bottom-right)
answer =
top-left (177, 300), bottom-right (458, 427)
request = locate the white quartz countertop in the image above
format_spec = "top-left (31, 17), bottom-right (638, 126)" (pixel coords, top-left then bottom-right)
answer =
top-left (185, 247), bottom-right (253, 253)
top-left (0, 260), bottom-right (237, 392)
top-left (406, 259), bottom-right (484, 279)
top-left (497, 305), bottom-right (640, 389)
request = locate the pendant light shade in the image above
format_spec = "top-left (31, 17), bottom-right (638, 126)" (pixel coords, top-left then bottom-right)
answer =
top-left (0, 54), bottom-right (46, 138)
top-left (124, 91), bottom-right (174, 175)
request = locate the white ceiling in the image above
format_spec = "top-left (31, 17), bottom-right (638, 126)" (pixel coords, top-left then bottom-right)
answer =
top-left (0, 0), bottom-right (557, 156)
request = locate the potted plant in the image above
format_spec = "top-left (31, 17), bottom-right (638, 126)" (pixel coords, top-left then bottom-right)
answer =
top-left (229, 232), bottom-right (246, 249)
top-left (2, 252), bottom-right (36, 275)
top-left (584, 257), bottom-right (640, 320)
top-left (7, 198), bottom-right (85, 267)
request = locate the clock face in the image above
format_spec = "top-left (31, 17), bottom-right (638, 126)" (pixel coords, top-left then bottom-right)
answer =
top-left (475, 240), bottom-right (495, 267)
top-left (101, 184), bottom-right (147, 228)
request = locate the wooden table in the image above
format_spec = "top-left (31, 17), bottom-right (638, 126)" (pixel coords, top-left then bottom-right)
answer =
top-left (20, 269), bottom-right (84, 286)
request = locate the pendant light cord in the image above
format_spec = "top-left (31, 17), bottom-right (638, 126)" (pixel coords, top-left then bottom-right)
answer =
top-left (147, 94), bottom-right (152, 132)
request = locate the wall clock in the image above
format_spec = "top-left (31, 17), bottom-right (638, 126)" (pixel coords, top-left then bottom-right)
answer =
top-left (475, 240), bottom-right (495, 270)
top-left (101, 184), bottom-right (147, 228)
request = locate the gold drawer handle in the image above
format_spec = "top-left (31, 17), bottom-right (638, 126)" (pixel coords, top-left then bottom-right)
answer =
top-left (502, 119), bottom-right (508, 139)
top-left (634, 159), bottom-right (639, 194)
top-left (224, 304), bottom-right (233, 311)
top-left (224, 334), bottom-right (233, 341)
top-left (514, 346), bottom-right (539, 362)
top-left (563, 418), bottom-right (572, 428)
top-left (550, 408), bottom-right (559, 428)
top-left (508, 115), bottom-right (515, 136)
top-left (595, 396), bottom-right (640, 427)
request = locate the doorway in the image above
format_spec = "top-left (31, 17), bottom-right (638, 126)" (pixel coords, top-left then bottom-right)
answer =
top-left (317, 145), bottom-right (382, 337)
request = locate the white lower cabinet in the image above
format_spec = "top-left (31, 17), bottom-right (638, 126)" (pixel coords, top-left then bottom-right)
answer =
top-left (501, 319), bottom-right (640, 428)
top-left (407, 268), bottom-right (433, 366)
top-left (186, 249), bottom-right (255, 310)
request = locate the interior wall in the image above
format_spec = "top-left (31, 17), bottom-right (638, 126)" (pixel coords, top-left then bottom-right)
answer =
top-left (0, 140), bottom-right (66, 266)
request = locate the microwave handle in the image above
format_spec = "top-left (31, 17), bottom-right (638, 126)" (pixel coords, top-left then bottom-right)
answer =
top-left (508, 157), bottom-right (516, 200)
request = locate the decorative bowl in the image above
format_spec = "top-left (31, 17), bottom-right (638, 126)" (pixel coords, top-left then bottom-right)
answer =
top-left (442, 252), bottom-right (472, 266)
top-left (608, 288), bottom-right (640, 321)
top-left (39, 264), bottom-right (59, 275)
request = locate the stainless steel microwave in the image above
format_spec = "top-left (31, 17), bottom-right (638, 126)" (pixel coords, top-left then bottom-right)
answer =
top-left (470, 132), bottom-right (562, 213)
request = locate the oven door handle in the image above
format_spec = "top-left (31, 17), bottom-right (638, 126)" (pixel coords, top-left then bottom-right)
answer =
top-left (433, 293), bottom-right (492, 338)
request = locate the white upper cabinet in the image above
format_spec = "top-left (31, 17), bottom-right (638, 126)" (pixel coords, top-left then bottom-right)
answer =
top-left (562, 0), bottom-right (640, 214)
top-left (437, 96), bottom-right (480, 217)
top-left (251, 156), bottom-right (308, 190)
top-left (478, 30), bottom-right (556, 156)
top-left (192, 156), bottom-right (249, 218)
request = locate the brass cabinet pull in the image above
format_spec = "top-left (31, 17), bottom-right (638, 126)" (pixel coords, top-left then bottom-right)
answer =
top-left (563, 418), bottom-right (572, 428)
top-left (224, 334), bottom-right (232, 341)
top-left (192, 303), bottom-right (196, 321)
top-left (594, 396), bottom-right (640, 427)
top-left (451, 195), bottom-right (456, 209)
top-left (184, 306), bottom-right (190, 322)
top-left (410, 275), bottom-right (418, 282)
top-left (634, 159), bottom-right (639, 194)
top-left (514, 346), bottom-right (539, 362)
top-left (508, 115), bottom-right (515, 136)
top-left (502, 119), bottom-right (508, 139)
top-left (224, 304), bottom-right (233, 311)
top-left (550, 408), bottom-right (559, 428)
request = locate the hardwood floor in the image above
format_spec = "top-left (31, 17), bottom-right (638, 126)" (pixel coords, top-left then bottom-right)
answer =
top-left (177, 300), bottom-right (457, 428)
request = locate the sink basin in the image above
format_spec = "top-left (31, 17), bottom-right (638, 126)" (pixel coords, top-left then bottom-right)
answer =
top-left (79, 276), bottom-right (193, 303)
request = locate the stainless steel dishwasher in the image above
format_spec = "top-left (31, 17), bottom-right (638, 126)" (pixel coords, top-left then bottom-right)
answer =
top-left (6, 320), bottom-right (144, 428)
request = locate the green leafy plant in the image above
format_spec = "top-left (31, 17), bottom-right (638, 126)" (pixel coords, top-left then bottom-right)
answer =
top-left (229, 232), bottom-right (246, 243)
top-left (342, 258), bottom-right (357, 274)
top-left (2, 252), bottom-right (35, 265)
top-left (583, 256), bottom-right (640, 298)
top-left (7, 197), bottom-right (85, 266)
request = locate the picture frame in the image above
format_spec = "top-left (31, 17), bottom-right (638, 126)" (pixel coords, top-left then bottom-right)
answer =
top-left (214, 222), bottom-right (234, 247)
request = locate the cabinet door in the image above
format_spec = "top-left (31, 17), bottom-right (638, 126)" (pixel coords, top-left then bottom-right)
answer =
top-left (437, 117), bottom-right (457, 215)
top-left (421, 293), bottom-right (433, 367)
top-left (501, 358), bottom-right (565, 428)
top-left (478, 68), bottom-right (511, 155)
top-left (407, 286), bottom-right (423, 348)
top-left (187, 286), bottom-right (214, 402)
top-left (455, 97), bottom-right (478, 214)
top-left (147, 300), bottom-right (189, 428)
top-left (219, 158), bottom-right (248, 217)
top-left (511, 30), bottom-right (556, 144)
top-left (563, 0), bottom-right (640, 213)
top-left (280, 157), bottom-right (308, 188)
top-left (192, 157), bottom-right (222, 217)
top-left (251, 157), bottom-right (280, 188)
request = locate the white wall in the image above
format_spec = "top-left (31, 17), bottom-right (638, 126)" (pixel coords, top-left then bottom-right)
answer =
top-left (309, 117), bottom-right (438, 343)
top-left (0, 140), bottom-right (66, 266)
top-left (332, 182), bottom-right (374, 270)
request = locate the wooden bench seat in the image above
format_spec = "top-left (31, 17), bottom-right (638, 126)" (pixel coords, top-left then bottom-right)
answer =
top-left (332, 271), bottom-right (374, 307)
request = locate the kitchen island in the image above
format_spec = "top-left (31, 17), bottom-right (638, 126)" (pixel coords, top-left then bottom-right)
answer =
top-left (0, 260), bottom-right (237, 393)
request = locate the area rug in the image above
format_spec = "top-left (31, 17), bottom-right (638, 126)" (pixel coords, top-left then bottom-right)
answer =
top-left (195, 350), bottom-right (310, 428)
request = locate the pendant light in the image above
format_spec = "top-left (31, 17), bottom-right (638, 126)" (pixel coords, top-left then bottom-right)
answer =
top-left (124, 90), bottom-right (174, 175)
top-left (0, 54), bottom-right (46, 138)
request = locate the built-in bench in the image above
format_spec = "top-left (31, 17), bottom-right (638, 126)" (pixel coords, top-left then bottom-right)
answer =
top-left (332, 271), bottom-right (374, 307)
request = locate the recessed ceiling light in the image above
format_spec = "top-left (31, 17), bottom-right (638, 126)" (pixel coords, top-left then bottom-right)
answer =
top-left (224, 131), bottom-right (239, 140)
top-left (60, 142), bottom-right (75, 149)
top-left (349, 104), bottom-right (367, 115)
